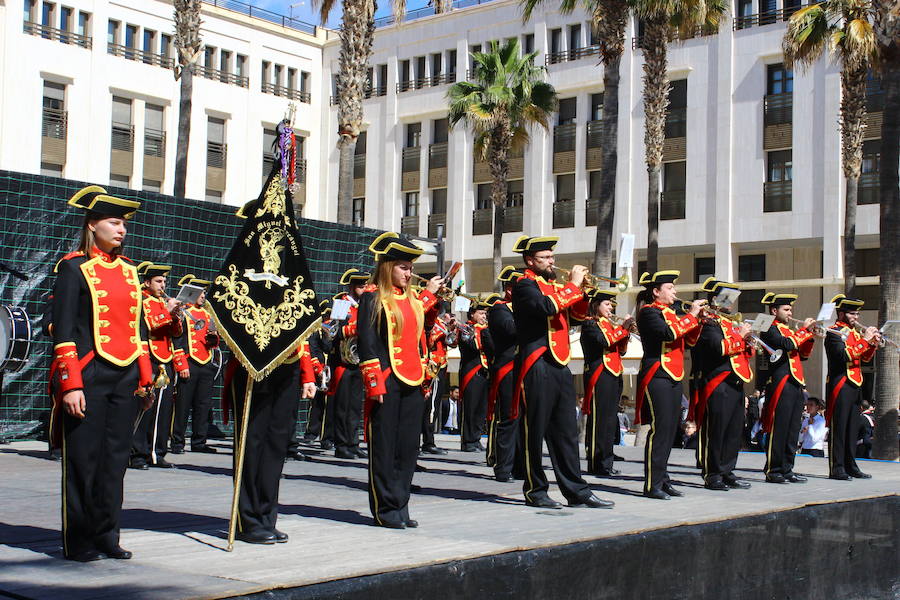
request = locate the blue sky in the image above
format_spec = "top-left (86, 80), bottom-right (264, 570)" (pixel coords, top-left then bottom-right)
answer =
top-left (251, 0), bottom-right (436, 29)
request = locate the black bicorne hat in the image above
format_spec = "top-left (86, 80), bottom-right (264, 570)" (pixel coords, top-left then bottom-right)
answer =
top-left (340, 268), bottom-right (371, 285)
top-left (369, 232), bottom-right (425, 262)
top-left (68, 185), bottom-right (140, 220)
top-left (511, 235), bottom-right (559, 254)
top-left (136, 261), bottom-right (171, 280)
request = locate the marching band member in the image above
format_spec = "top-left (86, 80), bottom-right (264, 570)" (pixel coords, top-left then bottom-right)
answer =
top-left (357, 233), bottom-right (441, 528)
top-left (51, 186), bottom-right (153, 561)
top-left (458, 300), bottom-right (492, 452)
top-left (580, 288), bottom-right (631, 478)
top-left (635, 271), bottom-right (702, 500)
top-left (303, 299), bottom-right (335, 447)
top-left (511, 236), bottom-right (613, 509)
top-left (285, 318), bottom-right (326, 461)
top-left (421, 311), bottom-right (455, 455)
top-left (825, 294), bottom-right (878, 480)
top-left (171, 275), bottom-right (220, 454)
top-left (758, 293), bottom-right (816, 484)
top-left (328, 268), bottom-right (371, 459)
top-left (693, 278), bottom-right (753, 491)
top-left (131, 262), bottom-right (185, 469)
top-left (486, 271), bottom-right (524, 482)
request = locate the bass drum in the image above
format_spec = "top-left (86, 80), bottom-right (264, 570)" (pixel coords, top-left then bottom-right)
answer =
top-left (0, 305), bottom-right (32, 373)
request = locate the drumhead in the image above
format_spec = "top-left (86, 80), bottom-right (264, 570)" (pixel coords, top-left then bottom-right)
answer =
top-left (0, 306), bottom-right (11, 363)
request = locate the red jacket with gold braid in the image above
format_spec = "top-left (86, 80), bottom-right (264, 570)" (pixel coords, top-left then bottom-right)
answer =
top-left (175, 304), bottom-right (219, 367)
top-left (825, 321), bottom-right (877, 387)
top-left (636, 301), bottom-right (701, 382)
top-left (142, 290), bottom-right (188, 372)
top-left (423, 318), bottom-right (454, 387)
top-left (759, 321), bottom-right (815, 386)
top-left (357, 287), bottom-right (439, 399)
top-left (695, 317), bottom-right (755, 384)
top-left (51, 248), bottom-right (153, 394)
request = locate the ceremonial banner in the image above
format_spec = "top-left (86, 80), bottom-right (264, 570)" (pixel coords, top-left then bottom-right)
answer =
top-left (208, 152), bottom-right (320, 380)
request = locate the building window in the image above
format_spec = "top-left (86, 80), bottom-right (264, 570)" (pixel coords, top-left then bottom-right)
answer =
top-left (404, 192), bottom-right (419, 217)
top-left (41, 162), bottom-right (63, 177)
top-left (205, 189), bottom-right (223, 203)
top-left (555, 173), bottom-right (575, 202)
top-left (558, 97), bottom-right (577, 126)
top-left (142, 28), bottom-right (155, 54)
top-left (432, 188), bottom-right (447, 215)
top-left (144, 104), bottom-right (165, 157)
top-left (522, 33), bottom-right (534, 54)
top-left (124, 23), bottom-right (137, 48)
top-left (588, 170), bottom-right (602, 200)
top-left (476, 183), bottom-right (492, 210)
top-left (767, 63), bottom-right (793, 95)
top-left (406, 122), bottom-right (421, 148)
top-left (207, 116), bottom-right (226, 169)
top-left (764, 150), bottom-right (792, 212)
top-left (859, 139), bottom-right (880, 205)
top-left (507, 179), bottom-right (524, 207)
top-left (431, 52), bottom-right (442, 79)
top-left (24, 0), bottom-right (36, 23)
top-left (236, 54), bottom-right (247, 78)
top-left (694, 256), bottom-right (715, 283)
top-left (107, 19), bottom-right (119, 45)
top-left (41, 1), bottom-right (53, 27)
top-left (109, 174), bottom-right (130, 187)
top-left (469, 44), bottom-right (481, 71)
top-left (666, 79), bottom-right (687, 138)
top-left (42, 80), bottom-right (66, 138)
top-left (160, 33), bottom-right (171, 59)
top-left (142, 179), bottom-right (161, 192)
top-left (590, 93), bottom-right (603, 122)
top-left (111, 96), bottom-right (133, 151)
top-left (738, 254), bottom-right (766, 312)
top-left (400, 59), bottom-right (411, 88)
top-left (352, 197), bottom-right (365, 226)
top-left (59, 5), bottom-right (71, 31)
top-left (568, 23), bottom-right (582, 56)
top-left (220, 50), bottom-right (232, 74)
top-left (447, 50), bottom-right (457, 76)
top-left (377, 64), bottom-right (388, 95)
top-left (661, 161), bottom-right (686, 220)
top-left (77, 11), bottom-right (89, 36)
top-left (550, 28), bottom-right (562, 55)
top-left (262, 127), bottom-right (276, 181)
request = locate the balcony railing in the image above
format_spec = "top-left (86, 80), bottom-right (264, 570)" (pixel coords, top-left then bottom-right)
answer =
top-left (554, 123), bottom-right (577, 153)
top-left (195, 64), bottom-right (249, 87)
top-left (373, 0), bottom-right (495, 27)
top-left (503, 205), bottom-right (523, 232)
top-left (587, 120), bottom-right (603, 148)
top-left (202, 0), bottom-right (318, 35)
top-left (207, 141), bottom-right (227, 168)
top-left (545, 45), bottom-right (600, 66)
top-left (764, 93), bottom-right (793, 126)
top-left (144, 128), bottom-right (166, 157)
top-left (42, 108), bottom-right (67, 139)
top-left (107, 43), bottom-right (175, 69)
top-left (733, 7), bottom-right (800, 30)
top-left (552, 200), bottom-right (575, 228)
top-left (865, 90), bottom-right (884, 112)
top-left (353, 154), bottom-right (366, 179)
top-left (660, 190), bottom-right (686, 220)
top-left (428, 213), bottom-right (446, 238)
top-left (665, 107), bottom-right (687, 138)
top-left (473, 207), bottom-right (493, 235)
top-left (23, 21), bottom-right (92, 48)
top-left (429, 143), bottom-right (448, 169)
top-left (261, 82), bottom-right (311, 102)
top-left (396, 72), bottom-right (457, 93)
top-left (295, 158), bottom-right (307, 183)
top-left (329, 84), bottom-right (388, 105)
top-left (111, 123), bottom-right (135, 152)
top-left (763, 180), bottom-right (792, 212)
top-left (858, 172), bottom-right (880, 205)
top-left (632, 25), bottom-right (718, 50)
top-left (402, 147), bottom-right (420, 172)
top-left (401, 215), bottom-right (419, 236)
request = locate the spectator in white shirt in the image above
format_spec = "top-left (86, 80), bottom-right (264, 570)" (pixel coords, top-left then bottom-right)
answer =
top-left (800, 397), bottom-right (827, 457)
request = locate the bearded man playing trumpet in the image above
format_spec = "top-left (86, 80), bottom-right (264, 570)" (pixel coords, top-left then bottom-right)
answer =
top-left (824, 294), bottom-right (879, 481)
top-left (692, 278), bottom-right (754, 491)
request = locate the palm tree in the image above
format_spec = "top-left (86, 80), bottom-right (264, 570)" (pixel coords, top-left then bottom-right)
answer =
top-left (520, 0), bottom-right (629, 284)
top-left (631, 0), bottom-right (727, 273)
top-left (784, 1), bottom-right (879, 296)
top-left (448, 40), bottom-right (557, 290)
top-left (871, 0), bottom-right (899, 459)
top-left (172, 0), bottom-right (202, 199)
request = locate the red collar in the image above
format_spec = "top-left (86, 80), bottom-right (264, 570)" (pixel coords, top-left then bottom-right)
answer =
top-left (651, 300), bottom-right (670, 310)
top-left (91, 246), bottom-right (116, 263)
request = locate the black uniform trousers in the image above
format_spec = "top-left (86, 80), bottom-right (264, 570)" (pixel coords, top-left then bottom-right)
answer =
top-left (172, 360), bottom-right (217, 450)
top-left (460, 371), bottom-right (488, 449)
top-left (585, 370), bottom-right (622, 475)
top-left (367, 376), bottom-right (423, 526)
top-left (486, 371), bottom-right (524, 478)
top-left (333, 368), bottom-right (363, 453)
top-left (420, 378), bottom-right (439, 449)
top-left (700, 377), bottom-right (744, 482)
top-left (304, 390), bottom-right (330, 441)
top-left (763, 378), bottom-right (804, 477)
top-left (642, 376), bottom-right (681, 494)
top-left (62, 360), bottom-right (139, 558)
top-left (521, 359), bottom-right (591, 504)
top-left (132, 360), bottom-right (174, 465)
top-left (231, 363), bottom-right (297, 534)
top-left (826, 379), bottom-right (862, 476)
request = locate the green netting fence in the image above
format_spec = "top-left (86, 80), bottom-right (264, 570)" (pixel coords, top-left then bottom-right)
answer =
top-left (0, 170), bottom-right (384, 441)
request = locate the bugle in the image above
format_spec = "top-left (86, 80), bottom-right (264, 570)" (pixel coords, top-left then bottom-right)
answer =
top-left (556, 268), bottom-right (629, 292)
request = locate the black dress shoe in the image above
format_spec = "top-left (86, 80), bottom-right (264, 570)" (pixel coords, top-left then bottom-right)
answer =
top-left (237, 530), bottom-right (277, 545)
top-left (848, 470), bottom-right (872, 479)
top-left (286, 450), bottom-right (309, 461)
top-left (570, 494), bottom-right (615, 508)
top-left (376, 519), bottom-right (406, 529)
top-left (404, 519), bottom-right (419, 528)
top-left (495, 473), bottom-right (511, 482)
top-left (151, 458), bottom-right (176, 469)
top-left (335, 447), bottom-right (358, 459)
top-left (525, 497), bottom-right (562, 509)
top-left (592, 468), bottom-right (620, 477)
top-left (613, 454), bottom-right (625, 461)
top-left (272, 529), bottom-right (289, 543)
top-left (129, 460), bottom-right (149, 470)
top-left (784, 473), bottom-right (807, 483)
top-left (461, 445), bottom-right (480, 452)
top-left (192, 446), bottom-right (218, 454)
top-left (421, 445), bottom-right (447, 455)
top-left (724, 477), bottom-right (751, 489)
top-left (766, 473), bottom-right (788, 483)
top-left (301, 434), bottom-right (317, 443)
top-left (704, 479), bottom-right (730, 491)
top-left (830, 472), bottom-right (852, 481)
top-left (170, 447), bottom-right (185, 455)
top-left (644, 488), bottom-right (671, 500)
top-left (320, 440), bottom-right (335, 450)
top-left (66, 550), bottom-right (106, 562)
top-left (104, 546), bottom-right (132, 560)
top-left (354, 448), bottom-right (368, 458)
top-left (662, 483), bottom-right (684, 497)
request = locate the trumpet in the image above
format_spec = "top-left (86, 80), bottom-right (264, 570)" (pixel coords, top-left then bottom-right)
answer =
top-left (555, 268), bottom-right (629, 292)
top-left (785, 317), bottom-right (836, 339)
top-left (410, 273), bottom-right (481, 302)
top-left (846, 321), bottom-right (896, 349)
top-left (734, 320), bottom-right (783, 363)
top-left (607, 313), bottom-right (641, 342)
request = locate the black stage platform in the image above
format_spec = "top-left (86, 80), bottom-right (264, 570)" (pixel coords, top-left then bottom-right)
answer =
top-left (1, 438), bottom-right (897, 600)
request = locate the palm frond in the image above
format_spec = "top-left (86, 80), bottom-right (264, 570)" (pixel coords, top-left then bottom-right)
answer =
top-left (783, 3), bottom-right (830, 68)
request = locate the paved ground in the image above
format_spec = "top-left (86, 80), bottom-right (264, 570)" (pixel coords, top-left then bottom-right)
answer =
top-left (1, 435), bottom-right (896, 600)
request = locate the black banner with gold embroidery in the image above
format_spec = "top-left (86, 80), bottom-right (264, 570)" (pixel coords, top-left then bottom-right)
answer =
top-left (207, 157), bottom-right (320, 380)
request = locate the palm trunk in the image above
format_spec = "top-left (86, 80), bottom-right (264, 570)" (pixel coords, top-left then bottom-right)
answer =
top-left (840, 66), bottom-right (867, 295)
top-left (337, 141), bottom-right (356, 223)
top-left (174, 65), bottom-right (193, 199)
top-left (874, 53), bottom-right (899, 461)
top-left (593, 52), bottom-right (621, 279)
top-left (843, 175), bottom-right (858, 295)
top-left (641, 17), bottom-right (669, 275)
top-left (489, 124), bottom-right (511, 293)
